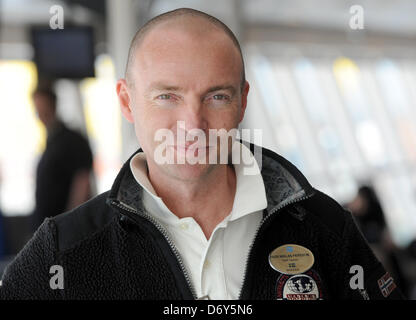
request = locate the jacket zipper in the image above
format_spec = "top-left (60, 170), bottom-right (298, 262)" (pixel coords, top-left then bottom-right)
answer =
top-left (110, 189), bottom-right (314, 300)
top-left (238, 190), bottom-right (314, 299)
top-left (109, 199), bottom-right (198, 299)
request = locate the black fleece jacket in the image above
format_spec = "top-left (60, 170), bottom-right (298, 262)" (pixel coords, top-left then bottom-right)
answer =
top-left (0, 144), bottom-right (404, 300)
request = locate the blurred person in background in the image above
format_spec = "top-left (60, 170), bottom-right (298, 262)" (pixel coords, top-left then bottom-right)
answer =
top-left (347, 184), bottom-right (409, 298)
top-left (30, 85), bottom-right (94, 231)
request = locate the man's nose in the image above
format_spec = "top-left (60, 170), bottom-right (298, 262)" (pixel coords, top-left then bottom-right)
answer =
top-left (181, 98), bottom-right (208, 132)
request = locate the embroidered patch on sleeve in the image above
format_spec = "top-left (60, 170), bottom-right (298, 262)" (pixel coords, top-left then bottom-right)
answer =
top-left (377, 272), bottom-right (397, 298)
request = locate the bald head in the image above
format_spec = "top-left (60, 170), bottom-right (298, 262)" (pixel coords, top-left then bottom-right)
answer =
top-left (125, 8), bottom-right (245, 90)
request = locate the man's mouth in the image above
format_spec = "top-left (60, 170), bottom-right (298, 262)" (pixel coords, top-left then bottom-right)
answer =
top-left (172, 143), bottom-right (214, 151)
top-left (170, 144), bottom-right (215, 158)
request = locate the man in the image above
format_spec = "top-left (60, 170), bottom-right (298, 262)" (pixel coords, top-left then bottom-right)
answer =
top-left (31, 87), bottom-right (94, 231)
top-left (0, 8), bottom-right (403, 300)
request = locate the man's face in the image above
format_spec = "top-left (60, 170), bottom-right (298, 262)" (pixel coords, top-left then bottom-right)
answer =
top-left (118, 18), bottom-right (249, 181)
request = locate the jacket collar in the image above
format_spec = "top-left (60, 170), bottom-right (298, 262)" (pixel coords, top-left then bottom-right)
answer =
top-left (259, 145), bottom-right (315, 214)
top-left (107, 142), bottom-right (315, 217)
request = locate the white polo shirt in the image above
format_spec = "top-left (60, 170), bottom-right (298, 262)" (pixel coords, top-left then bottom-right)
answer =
top-left (130, 142), bottom-right (267, 299)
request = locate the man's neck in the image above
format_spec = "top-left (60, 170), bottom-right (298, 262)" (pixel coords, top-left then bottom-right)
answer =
top-left (46, 118), bottom-right (60, 134)
top-left (147, 163), bottom-right (237, 239)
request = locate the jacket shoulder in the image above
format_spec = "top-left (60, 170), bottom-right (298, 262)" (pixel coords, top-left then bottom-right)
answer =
top-left (299, 189), bottom-right (350, 236)
top-left (52, 191), bottom-right (117, 252)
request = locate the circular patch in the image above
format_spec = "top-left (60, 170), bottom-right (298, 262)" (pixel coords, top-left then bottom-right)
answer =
top-left (276, 270), bottom-right (323, 300)
top-left (269, 244), bottom-right (314, 275)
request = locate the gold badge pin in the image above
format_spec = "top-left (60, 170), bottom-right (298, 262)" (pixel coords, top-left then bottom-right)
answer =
top-left (269, 244), bottom-right (314, 275)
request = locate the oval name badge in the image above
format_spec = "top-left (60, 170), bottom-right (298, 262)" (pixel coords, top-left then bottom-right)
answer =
top-left (269, 244), bottom-right (314, 275)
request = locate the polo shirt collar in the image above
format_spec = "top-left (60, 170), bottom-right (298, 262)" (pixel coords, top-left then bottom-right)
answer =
top-left (129, 141), bottom-right (267, 223)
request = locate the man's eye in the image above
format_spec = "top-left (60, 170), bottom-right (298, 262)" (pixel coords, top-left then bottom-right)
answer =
top-left (158, 94), bottom-right (172, 100)
top-left (212, 94), bottom-right (229, 100)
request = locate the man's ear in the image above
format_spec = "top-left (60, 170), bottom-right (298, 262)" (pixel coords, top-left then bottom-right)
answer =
top-left (116, 79), bottom-right (134, 123)
top-left (239, 81), bottom-right (250, 123)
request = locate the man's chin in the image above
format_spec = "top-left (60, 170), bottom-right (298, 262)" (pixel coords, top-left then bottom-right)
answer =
top-left (162, 162), bottom-right (215, 182)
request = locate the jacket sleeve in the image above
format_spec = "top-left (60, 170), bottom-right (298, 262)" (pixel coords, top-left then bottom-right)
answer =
top-left (0, 218), bottom-right (62, 299)
top-left (340, 211), bottom-right (405, 300)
